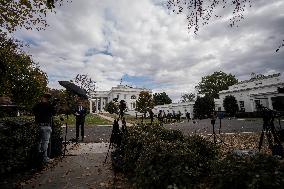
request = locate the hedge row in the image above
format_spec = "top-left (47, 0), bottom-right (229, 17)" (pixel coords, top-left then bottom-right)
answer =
top-left (114, 124), bottom-right (284, 189)
top-left (0, 117), bottom-right (62, 175)
top-left (114, 124), bottom-right (219, 188)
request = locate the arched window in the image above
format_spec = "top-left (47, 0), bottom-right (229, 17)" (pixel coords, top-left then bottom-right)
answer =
top-left (131, 95), bottom-right (136, 99)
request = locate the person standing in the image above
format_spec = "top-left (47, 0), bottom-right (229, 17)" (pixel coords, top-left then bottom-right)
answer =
top-left (149, 109), bottom-right (154, 125)
top-left (33, 93), bottom-right (56, 163)
top-left (74, 101), bottom-right (87, 142)
top-left (186, 112), bottom-right (191, 122)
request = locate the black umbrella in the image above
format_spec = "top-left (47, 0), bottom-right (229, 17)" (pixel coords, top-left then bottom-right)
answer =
top-left (58, 81), bottom-right (88, 99)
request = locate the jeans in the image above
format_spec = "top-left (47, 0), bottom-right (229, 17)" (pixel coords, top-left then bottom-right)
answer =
top-left (38, 125), bottom-right (52, 162)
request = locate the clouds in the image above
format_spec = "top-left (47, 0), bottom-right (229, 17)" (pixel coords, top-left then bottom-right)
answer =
top-left (14, 0), bottom-right (284, 102)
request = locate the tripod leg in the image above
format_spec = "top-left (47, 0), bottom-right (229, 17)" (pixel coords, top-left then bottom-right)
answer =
top-left (258, 130), bottom-right (264, 152)
top-left (266, 131), bottom-right (273, 149)
top-left (63, 123), bottom-right (68, 157)
top-left (213, 124), bottom-right (217, 143)
top-left (104, 143), bottom-right (112, 163)
top-left (219, 119), bottom-right (222, 134)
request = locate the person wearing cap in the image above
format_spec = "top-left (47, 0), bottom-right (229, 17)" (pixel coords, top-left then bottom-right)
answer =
top-left (33, 93), bottom-right (56, 163)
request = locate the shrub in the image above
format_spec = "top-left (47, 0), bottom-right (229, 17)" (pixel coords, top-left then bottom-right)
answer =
top-left (116, 124), bottom-right (219, 188)
top-left (0, 117), bottom-right (62, 175)
top-left (210, 154), bottom-right (284, 189)
top-left (114, 124), bottom-right (284, 188)
top-left (223, 95), bottom-right (239, 116)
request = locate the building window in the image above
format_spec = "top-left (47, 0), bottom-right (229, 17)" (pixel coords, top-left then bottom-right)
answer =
top-left (133, 102), bottom-right (136, 109)
top-left (124, 94), bottom-right (127, 99)
top-left (131, 95), bottom-right (136, 99)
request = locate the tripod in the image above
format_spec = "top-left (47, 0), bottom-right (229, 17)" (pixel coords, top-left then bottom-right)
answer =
top-left (104, 118), bottom-right (125, 164)
top-left (208, 119), bottom-right (227, 145)
top-left (258, 107), bottom-right (283, 157)
top-left (61, 94), bottom-right (76, 157)
top-left (62, 114), bottom-right (69, 157)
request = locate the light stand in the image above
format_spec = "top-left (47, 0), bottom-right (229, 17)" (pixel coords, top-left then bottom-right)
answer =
top-left (63, 114), bottom-right (69, 157)
top-left (208, 118), bottom-right (227, 146)
top-left (218, 118), bottom-right (222, 134)
top-left (62, 93), bottom-right (74, 157)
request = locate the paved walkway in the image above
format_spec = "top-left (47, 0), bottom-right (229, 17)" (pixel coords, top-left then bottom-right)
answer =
top-left (20, 114), bottom-right (135, 189)
top-left (22, 143), bottom-right (131, 189)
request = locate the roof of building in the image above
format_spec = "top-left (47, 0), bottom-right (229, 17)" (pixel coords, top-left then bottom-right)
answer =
top-left (219, 73), bottom-right (284, 94)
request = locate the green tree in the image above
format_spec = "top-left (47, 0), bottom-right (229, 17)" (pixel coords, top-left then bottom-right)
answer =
top-left (193, 96), bottom-right (215, 119)
top-left (136, 91), bottom-right (154, 119)
top-left (153, 92), bottom-right (172, 105)
top-left (105, 101), bottom-right (118, 114)
top-left (0, 0), bottom-right (67, 33)
top-left (195, 71), bottom-right (238, 99)
top-left (223, 95), bottom-right (239, 116)
top-left (48, 88), bottom-right (83, 115)
top-left (180, 93), bottom-right (195, 102)
top-left (73, 74), bottom-right (96, 96)
top-left (0, 34), bottom-right (48, 109)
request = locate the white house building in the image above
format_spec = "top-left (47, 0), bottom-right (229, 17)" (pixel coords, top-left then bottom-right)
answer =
top-left (153, 102), bottom-right (195, 118)
top-left (152, 73), bottom-right (284, 119)
top-left (89, 85), bottom-right (151, 113)
top-left (215, 73), bottom-right (284, 112)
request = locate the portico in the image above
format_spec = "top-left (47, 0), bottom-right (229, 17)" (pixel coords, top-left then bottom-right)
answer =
top-left (89, 85), bottom-right (151, 113)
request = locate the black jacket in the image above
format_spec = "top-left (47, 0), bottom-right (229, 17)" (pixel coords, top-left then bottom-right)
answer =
top-left (33, 102), bottom-right (55, 124)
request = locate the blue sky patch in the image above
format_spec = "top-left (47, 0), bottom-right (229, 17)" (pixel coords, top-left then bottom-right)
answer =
top-left (122, 74), bottom-right (168, 90)
top-left (23, 37), bottom-right (39, 47)
top-left (85, 47), bottom-right (113, 57)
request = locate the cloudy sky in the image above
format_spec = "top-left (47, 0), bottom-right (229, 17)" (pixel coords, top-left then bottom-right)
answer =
top-left (15, 0), bottom-right (284, 102)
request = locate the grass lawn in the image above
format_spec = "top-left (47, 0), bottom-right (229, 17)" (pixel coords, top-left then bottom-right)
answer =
top-left (100, 112), bottom-right (160, 125)
top-left (55, 114), bottom-right (112, 126)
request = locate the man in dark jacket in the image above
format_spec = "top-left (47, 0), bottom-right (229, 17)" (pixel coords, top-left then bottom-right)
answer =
top-left (33, 93), bottom-right (56, 163)
top-left (74, 101), bottom-right (87, 141)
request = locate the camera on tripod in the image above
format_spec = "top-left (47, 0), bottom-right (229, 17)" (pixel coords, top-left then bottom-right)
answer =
top-left (257, 104), bottom-right (284, 157)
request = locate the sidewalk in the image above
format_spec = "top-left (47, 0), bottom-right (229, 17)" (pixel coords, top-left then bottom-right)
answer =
top-left (22, 143), bottom-right (131, 189)
top-left (96, 114), bottom-right (133, 127)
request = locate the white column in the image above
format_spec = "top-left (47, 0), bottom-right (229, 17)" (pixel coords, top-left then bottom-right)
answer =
top-left (100, 97), bottom-right (103, 112)
top-left (89, 100), bottom-right (93, 113)
top-left (95, 98), bottom-right (99, 113)
top-left (250, 99), bottom-right (255, 112)
top-left (268, 97), bottom-right (273, 110)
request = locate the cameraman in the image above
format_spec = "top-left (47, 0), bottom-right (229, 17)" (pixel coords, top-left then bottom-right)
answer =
top-left (33, 93), bottom-right (56, 163)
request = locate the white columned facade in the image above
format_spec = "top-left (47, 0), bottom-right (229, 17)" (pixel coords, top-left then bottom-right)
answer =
top-left (89, 100), bottom-right (93, 113)
top-left (89, 85), bottom-right (151, 115)
top-left (268, 97), bottom-right (273, 110)
top-left (95, 98), bottom-right (99, 112)
top-left (100, 97), bottom-right (103, 112)
top-left (250, 99), bottom-right (255, 112)
top-left (218, 73), bottom-right (284, 112)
